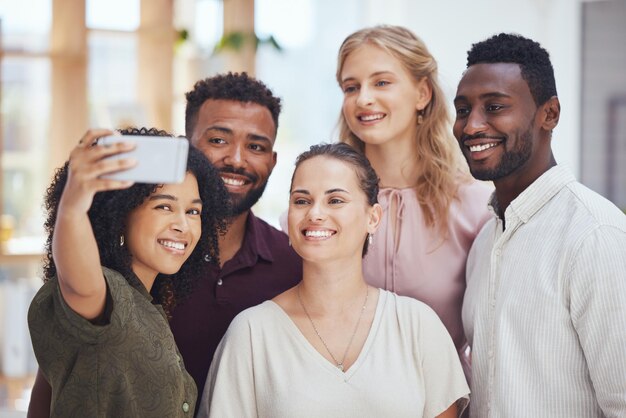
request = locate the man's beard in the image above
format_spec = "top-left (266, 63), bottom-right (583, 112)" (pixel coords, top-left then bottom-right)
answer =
top-left (467, 128), bottom-right (533, 182)
top-left (229, 180), bottom-right (269, 216)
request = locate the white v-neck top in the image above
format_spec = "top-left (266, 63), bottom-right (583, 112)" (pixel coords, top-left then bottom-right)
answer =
top-left (198, 290), bottom-right (469, 418)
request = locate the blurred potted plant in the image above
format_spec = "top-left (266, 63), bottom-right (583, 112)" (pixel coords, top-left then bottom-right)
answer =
top-left (213, 31), bottom-right (282, 53)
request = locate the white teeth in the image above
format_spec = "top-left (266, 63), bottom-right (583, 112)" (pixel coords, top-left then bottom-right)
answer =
top-left (305, 230), bottom-right (333, 238)
top-left (159, 240), bottom-right (185, 250)
top-left (222, 177), bottom-right (245, 186)
top-left (469, 143), bottom-right (498, 152)
top-left (359, 114), bottom-right (384, 122)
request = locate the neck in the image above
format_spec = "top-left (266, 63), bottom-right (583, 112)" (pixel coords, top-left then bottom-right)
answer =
top-left (135, 273), bottom-right (157, 293)
top-left (365, 140), bottom-right (419, 188)
top-left (299, 258), bottom-right (368, 314)
top-left (218, 210), bottom-right (249, 267)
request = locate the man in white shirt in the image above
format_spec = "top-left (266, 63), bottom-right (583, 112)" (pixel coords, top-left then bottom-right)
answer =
top-left (453, 33), bottom-right (626, 418)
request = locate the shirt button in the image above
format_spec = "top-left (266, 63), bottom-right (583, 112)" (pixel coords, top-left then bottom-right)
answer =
top-left (182, 402), bottom-right (190, 413)
top-left (495, 248), bottom-right (501, 256)
top-left (217, 279), bottom-right (223, 286)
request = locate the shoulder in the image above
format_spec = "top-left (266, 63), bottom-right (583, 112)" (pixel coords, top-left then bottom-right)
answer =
top-left (563, 181), bottom-right (626, 232)
top-left (228, 301), bottom-right (279, 331)
top-left (381, 290), bottom-right (446, 334)
top-left (28, 267), bottom-right (131, 351)
top-left (221, 301), bottom-right (280, 342)
top-left (386, 291), bottom-right (439, 316)
top-left (546, 181), bottom-right (626, 258)
top-left (30, 267), bottom-right (127, 309)
top-left (456, 177), bottom-right (494, 201)
top-left (451, 178), bottom-right (494, 231)
top-left (455, 179), bottom-right (493, 212)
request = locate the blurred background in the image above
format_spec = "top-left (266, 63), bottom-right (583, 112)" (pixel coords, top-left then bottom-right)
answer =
top-left (0, 0), bottom-right (624, 415)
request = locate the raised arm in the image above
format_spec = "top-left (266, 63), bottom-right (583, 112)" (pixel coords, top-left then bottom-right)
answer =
top-left (53, 129), bottom-right (135, 319)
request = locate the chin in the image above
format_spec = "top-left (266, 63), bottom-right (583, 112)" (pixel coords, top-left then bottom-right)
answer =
top-left (300, 250), bottom-right (339, 264)
top-left (160, 264), bottom-right (185, 276)
top-left (469, 169), bottom-right (495, 181)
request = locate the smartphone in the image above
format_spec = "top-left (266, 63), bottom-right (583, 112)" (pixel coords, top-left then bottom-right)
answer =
top-left (98, 135), bottom-right (189, 184)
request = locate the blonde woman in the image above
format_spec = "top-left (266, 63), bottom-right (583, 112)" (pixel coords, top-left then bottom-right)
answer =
top-left (336, 25), bottom-right (492, 362)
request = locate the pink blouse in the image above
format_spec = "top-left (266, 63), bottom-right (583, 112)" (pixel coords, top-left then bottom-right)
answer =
top-left (363, 180), bottom-right (493, 351)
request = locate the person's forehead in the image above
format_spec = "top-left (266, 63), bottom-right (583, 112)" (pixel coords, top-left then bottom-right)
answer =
top-left (196, 99), bottom-right (276, 137)
top-left (457, 62), bottom-right (528, 96)
top-left (294, 157), bottom-right (360, 188)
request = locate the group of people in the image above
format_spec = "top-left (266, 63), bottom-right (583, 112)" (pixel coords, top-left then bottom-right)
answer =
top-left (26, 24), bottom-right (625, 418)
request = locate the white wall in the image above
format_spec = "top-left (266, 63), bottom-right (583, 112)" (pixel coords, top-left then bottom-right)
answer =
top-left (253, 0), bottom-right (586, 225)
top-left (359, 0), bottom-right (582, 174)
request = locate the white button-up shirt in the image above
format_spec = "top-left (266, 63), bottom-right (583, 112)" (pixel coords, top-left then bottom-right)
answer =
top-left (463, 165), bottom-right (626, 418)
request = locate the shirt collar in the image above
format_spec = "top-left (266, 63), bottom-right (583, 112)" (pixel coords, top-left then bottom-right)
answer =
top-left (489, 165), bottom-right (576, 224)
top-left (126, 271), bottom-right (155, 302)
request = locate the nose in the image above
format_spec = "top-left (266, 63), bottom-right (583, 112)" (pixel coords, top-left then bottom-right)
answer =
top-left (356, 85), bottom-right (374, 107)
top-left (171, 211), bottom-right (190, 233)
top-left (307, 201), bottom-right (326, 222)
top-left (223, 143), bottom-right (247, 169)
top-left (462, 109), bottom-right (487, 137)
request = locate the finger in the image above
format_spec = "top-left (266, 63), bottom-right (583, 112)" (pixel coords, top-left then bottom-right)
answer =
top-left (77, 128), bottom-right (115, 148)
top-left (94, 156), bottom-right (138, 178)
top-left (68, 155), bottom-right (137, 187)
top-left (94, 138), bottom-right (137, 156)
top-left (71, 139), bottom-right (136, 169)
top-left (93, 178), bottom-right (135, 192)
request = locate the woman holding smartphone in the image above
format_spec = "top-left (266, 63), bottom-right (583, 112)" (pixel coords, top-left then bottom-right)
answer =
top-left (200, 143), bottom-right (468, 418)
top-left (28, 128), bottom-right (230, 417)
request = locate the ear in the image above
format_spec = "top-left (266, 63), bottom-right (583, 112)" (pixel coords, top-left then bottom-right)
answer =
top-left (540, 96), bottom-right (560, 132)
top-left (415, 77), bottom-right (433, 111)
top-left (367, 203), bottom-right (383, 234)
top-left (270, 151), bottom-right (278, 171)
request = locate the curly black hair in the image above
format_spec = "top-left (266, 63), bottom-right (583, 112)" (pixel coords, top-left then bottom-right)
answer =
top-left (184, 72), bottom-right (282, 139)
top-left (466, 33), bottom-right (557, 106)
top-left (42, 127), bottom-right (231, 318)
top-left (291, 142), bottom-right (379, 257)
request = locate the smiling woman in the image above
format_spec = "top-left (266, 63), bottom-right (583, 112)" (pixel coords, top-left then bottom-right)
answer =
top-left (334, 26), bottom-right (493, 372)
top-left (27, 127), bottom-right (231, 417)
top-left (198, 143), bottom-right (468, 418)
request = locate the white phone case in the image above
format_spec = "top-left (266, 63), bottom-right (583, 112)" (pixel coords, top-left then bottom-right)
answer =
top-left (99, 135), bottom-right (189, 184)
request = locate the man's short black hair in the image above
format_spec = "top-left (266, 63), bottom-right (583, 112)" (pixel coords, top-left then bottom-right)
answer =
top-left (466, 33), bottom-right (557, 106)
top-left (185, 72), bottom-right (282, 138)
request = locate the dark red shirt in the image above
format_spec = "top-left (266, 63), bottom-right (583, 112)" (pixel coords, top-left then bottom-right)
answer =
top-left (169, 212), bottom-right (302, 404)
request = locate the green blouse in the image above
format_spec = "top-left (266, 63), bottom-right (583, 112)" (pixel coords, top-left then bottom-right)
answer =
top-left (28, 266), bottom-right (196, 417)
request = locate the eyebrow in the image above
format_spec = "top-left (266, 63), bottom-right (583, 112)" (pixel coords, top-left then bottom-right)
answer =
top-left (149, 194), bottom-right (203, 204)
top-left (201, 125), bottom-right (233, 136)
top-left (341, 70), bottom-right (394, 84)
top-left (290, 188), bottom-right (350, 195)
top-left (454, 92), bottom-right (511, 103)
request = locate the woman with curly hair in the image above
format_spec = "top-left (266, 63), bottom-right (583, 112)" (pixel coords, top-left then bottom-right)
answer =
top-left (27, 127), bottom-right (230, 417)
top-left (336, 25), bottom-right (492, 367)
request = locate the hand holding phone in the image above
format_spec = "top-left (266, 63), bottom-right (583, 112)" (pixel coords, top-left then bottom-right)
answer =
top-left (98, 135), bottom-right (189, 184)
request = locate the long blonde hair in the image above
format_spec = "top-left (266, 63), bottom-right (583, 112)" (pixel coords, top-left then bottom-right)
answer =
top-left (336, 25), bottom-right (468, 231)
